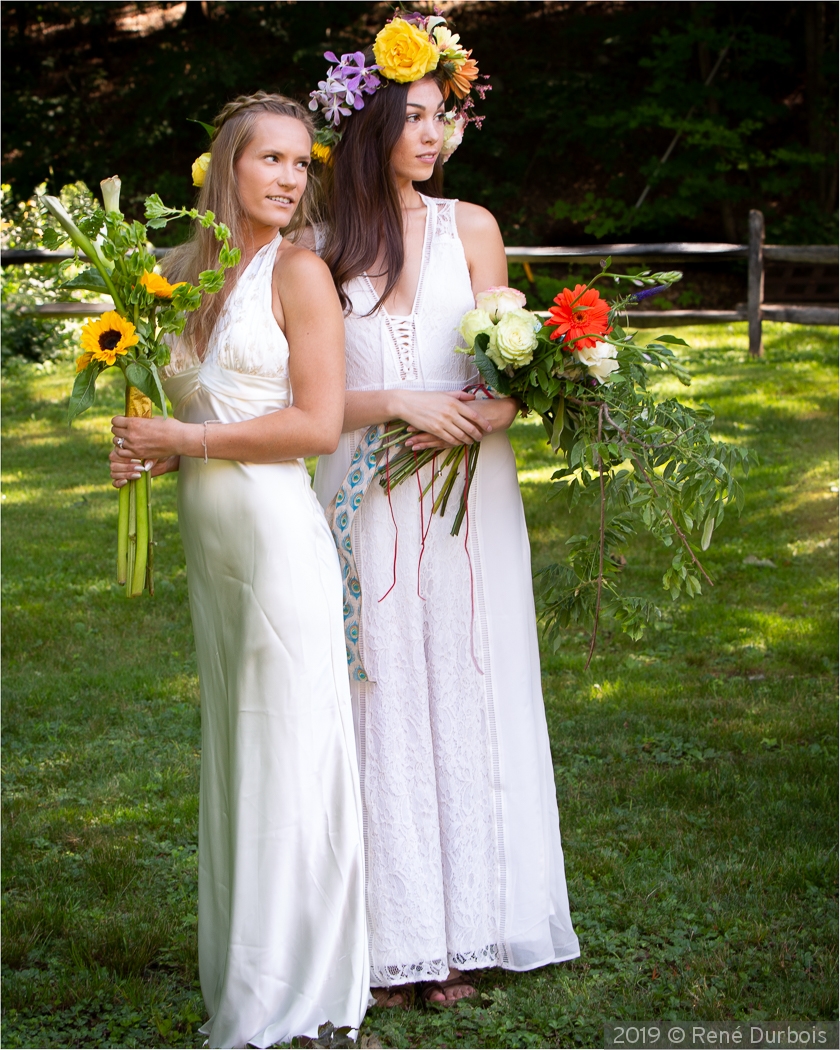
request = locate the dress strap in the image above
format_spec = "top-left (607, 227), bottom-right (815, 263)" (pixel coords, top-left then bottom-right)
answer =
top-left (420, 194), bottom-right (460, 242)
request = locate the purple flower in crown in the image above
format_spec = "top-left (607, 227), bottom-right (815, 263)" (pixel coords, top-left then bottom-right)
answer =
top-left (327, 51), bottom-right (381, 95)
top-left (310, 50), bottom-right (382, 126)
top-left (390, 10), bottom-right (428, 27)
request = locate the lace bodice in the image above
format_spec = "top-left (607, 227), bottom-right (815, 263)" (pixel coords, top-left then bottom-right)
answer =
top-left (342, 195), bottom-right (478, 392)
top-left (161, 231), bottom-right (290, 385)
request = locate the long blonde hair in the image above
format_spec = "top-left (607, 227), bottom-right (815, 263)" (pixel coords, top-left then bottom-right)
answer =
top-left (163, 92), bottom-right (318, 353)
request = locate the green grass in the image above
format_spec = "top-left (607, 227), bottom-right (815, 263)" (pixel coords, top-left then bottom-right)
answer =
top-left (2, 323), bottom-right (837, 1049)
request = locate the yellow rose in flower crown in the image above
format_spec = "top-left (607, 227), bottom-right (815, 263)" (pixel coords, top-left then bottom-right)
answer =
top-left (374, 17), bottom-right (439, 83)
top-left (192, 152), bottom-right (211, 188)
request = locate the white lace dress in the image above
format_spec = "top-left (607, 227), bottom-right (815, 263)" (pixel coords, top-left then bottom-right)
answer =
top-left (162, 234), bottom-right (369, 1048)
top-left (314, 196), bottom-right (580, 987)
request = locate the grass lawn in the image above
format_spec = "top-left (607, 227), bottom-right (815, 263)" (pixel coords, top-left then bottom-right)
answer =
top-left (2, 323), bottom-right (837, 1049)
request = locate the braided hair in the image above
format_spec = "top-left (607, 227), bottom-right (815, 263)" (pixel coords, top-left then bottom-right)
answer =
top-left (164, 92), bottom-right (319, 355)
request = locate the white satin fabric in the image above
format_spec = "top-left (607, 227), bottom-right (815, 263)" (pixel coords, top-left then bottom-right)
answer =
top-left (162, 234), bottom-right (369, 1048)
top-left (314, 197), bottom-right (580, 987)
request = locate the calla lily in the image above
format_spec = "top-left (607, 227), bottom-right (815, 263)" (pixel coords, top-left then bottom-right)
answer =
top-left (100, 175), bottom-right (122, 214)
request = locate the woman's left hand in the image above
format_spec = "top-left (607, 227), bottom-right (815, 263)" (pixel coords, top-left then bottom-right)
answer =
top-left (405, 397), bottom-right (519, 451)
top-left (110, 415), bottom-right (196, 462)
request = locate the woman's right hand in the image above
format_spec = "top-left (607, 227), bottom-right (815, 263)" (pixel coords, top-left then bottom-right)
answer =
top-left (109, 450), bottom-right (180, 488)
top-left (394, 390), bottom-right (491, 446)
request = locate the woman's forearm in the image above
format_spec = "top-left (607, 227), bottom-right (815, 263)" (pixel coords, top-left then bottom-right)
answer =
top-left (194, 406), bottom-right (342, 462)
top-left (113, 404), bottom-right (343, 468)
top-left (473, 396), bottom-right (520, 432)
top-left (342, 390), bottom-right (405, 432)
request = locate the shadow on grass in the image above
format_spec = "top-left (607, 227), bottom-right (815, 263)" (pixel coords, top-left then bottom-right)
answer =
top-left (2, 325), bottom-right (837, 1049)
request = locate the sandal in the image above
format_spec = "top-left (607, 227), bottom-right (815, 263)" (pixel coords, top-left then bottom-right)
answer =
top-left (371, 984), bottom-right (412, 1009)
top-left (418, 972), bottom-right (477, 1007)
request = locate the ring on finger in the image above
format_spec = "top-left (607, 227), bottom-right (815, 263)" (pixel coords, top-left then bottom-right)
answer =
top-left (115, 436), bottom-right (125, 448)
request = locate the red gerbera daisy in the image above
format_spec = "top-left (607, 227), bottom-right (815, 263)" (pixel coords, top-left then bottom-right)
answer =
top-left (546, 284), bottom-right (612, 350)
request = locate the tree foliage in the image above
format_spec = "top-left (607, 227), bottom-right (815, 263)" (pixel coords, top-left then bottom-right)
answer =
top-left (2, 1), bottom-right (837, 244)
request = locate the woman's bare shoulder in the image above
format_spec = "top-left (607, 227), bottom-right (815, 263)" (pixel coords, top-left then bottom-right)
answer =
top-left (454, 200), bottom-right (501, 237)
top-left (274, 238), bottom-right (331, 286)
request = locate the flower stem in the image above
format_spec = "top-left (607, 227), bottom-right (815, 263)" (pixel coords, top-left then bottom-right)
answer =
top-left (130, 471), bottom-right (149, 597)
top-left (126, 478), bottom-right (137, 598)
top-left (117, 482), bottom-right (129, 584)
top-left (41, 195), bottom-right (125, 312)
top-left (145, 472), bottom-right (154, 597)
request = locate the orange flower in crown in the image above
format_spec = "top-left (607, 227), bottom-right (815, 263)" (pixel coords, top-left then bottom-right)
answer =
top-left (546, 285), bottom-right (613, 351)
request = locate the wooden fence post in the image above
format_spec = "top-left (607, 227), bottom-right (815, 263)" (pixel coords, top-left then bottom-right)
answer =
top-left (748, 209), bottom-right (765, 357)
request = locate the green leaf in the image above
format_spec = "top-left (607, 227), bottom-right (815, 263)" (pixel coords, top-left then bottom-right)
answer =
top-left (42, 227), bottom-right (67, 251)
top-left (77, 208), bottom-right (105, 240)
top-left (144, 194), bottom-right (169, 220)
top-left (123, 360), bottom-right (165, 414)
top-left (68, 363), bottom-right (100, 423)
top-left (474, 343), bottom-right (507, 395)
top-left (550, 394), bottom-right (566, 452)
top-left (188, 118), bottom-right (217, 141)
top-left (654, 334), bottom-right (690, 346)
top-left (62, 267), bottom-right (109, 293)
top-left (701, 515), bottom-right (715, 551)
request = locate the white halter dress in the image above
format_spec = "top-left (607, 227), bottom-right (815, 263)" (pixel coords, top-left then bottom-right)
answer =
top-left (162, 234), bottom-right (369, 1048)
top-left (314, 196), bottom-right (579, 986)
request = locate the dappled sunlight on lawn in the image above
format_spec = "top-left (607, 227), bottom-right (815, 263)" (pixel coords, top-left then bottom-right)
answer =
top-left (2, 322), bottom-right (837, 1046)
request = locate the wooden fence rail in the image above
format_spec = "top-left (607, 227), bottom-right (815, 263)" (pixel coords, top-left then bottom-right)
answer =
top-left (3, 210), bottom-right (837, 356)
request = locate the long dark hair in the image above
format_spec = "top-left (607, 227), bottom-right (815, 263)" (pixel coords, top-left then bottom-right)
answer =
top-left (321, 72), bottom-right (445, 313)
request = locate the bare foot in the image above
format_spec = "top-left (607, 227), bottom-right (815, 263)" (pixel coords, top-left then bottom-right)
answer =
top-left (371, 984), bottom-right (411, 1008)
top-left (421, 969), bottom-right (477, 1005)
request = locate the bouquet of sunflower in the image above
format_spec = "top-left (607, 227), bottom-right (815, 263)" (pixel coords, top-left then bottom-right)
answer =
top-left (41, 179), bottom-right (239, 597)
top-left (383, 266), bottom-right (755, 660)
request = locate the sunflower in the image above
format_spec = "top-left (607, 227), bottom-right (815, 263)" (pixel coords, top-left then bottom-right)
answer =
top-left (546, 285), bottom-right (612, 350)
top-left (139, 270), bottom-right (185, 298)
top-left (80, 311), bottom-right (140, 366)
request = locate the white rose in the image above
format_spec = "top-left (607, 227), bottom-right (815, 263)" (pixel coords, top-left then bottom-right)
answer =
top-left (576, 340), bottom-right (620, 383)
top-left (457, 308), bottom-right (494, 351)
top-left (486, 308), bottom-right (540, 369)
top-left (475, 285), bottom-right (527, 322)
top-left (440, 113), bottom-right (465, 163)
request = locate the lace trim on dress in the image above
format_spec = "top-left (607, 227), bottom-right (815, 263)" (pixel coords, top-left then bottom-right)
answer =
top-left (370, 944), bottom-right (501, 987)
top-left (432, 198), bottom-right (460, 242)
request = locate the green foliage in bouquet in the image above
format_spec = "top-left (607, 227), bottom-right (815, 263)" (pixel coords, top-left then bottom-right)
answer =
top-left (39, 179), bottom-right (241, 598)
top-left (41, 182), bottom-right (239, 423)
top-left (458, 266), bottom-right (757, 664)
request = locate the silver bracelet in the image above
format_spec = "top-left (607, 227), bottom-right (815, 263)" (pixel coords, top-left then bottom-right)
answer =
top-left (202, 419), bottom-right (224, 464)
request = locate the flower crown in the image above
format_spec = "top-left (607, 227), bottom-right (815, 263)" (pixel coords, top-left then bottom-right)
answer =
top-left (308, 10), bottom-right (488, 163)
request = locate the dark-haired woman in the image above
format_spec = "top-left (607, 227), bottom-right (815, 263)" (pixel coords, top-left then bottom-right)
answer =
top-left (312, 18), bottom-right (579, 1008)
top-left (109, 94), bottom-right (368, 1048)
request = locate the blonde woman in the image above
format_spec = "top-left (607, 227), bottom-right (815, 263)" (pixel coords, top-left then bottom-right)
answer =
top-left (109, 94), bottom-right (368, 1048)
